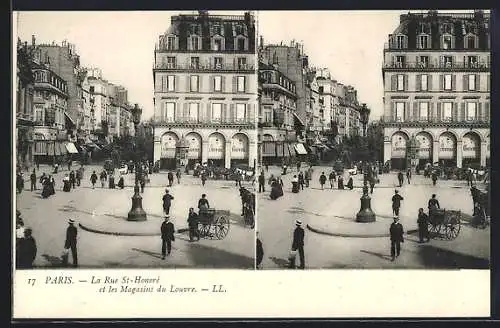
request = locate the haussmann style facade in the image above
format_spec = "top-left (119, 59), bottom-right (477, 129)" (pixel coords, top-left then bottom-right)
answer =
top-left (381, 10), bottom-right (490, 170)
top-left (152, 11), bottom-right (257, 170)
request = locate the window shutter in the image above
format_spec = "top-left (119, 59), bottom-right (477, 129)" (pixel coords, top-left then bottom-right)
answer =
top-left (460, 102), bottom-right (465, 121)
top-left (404, 36), bottom-right (408, 48)
top-left (451, 74), bottom-right (456, 91)
top-left (453, 102), bottom-right (458, 121)
top-left (198, 75), bottom-right (203, 92)
top-left (478, 102), bottom-right (483, 120)
top-left (404, 102), bottom-right (409, 120)
top-left (427, 74), bottom-right (432, 90)
top-left (413, 102), bottom-right (418, 120)
top-left (463, 75), bottom-right (468, 92)
top-left (437, 102), bottom-right (442, 120)
top-left (203, 103), bottom-right (209, 121)
top-left (391, 75), bottom-right (396, 91)
top-left (404, 74), bottom-right (408, 91)
top-left (175, 37), bottom-right (179, 50)
top-left (232, 76), bottom-right (237, 93)
top-left (174, 103), bottom-right (180, 120)
top-left (476, 74), bottom-right (480, 91)
top-left (391, 56), bottom-right (395, 66)
top-left (223, 103), bottom-right (228, 122)
top-left (244, 76), bottom-right (249, 93)
top-left (439, 75), bottom-right (444, 91)
top-left (183, 103), bottom-right (188, 120)
top-left (186, 76), bottom-right (190, 92)
top-left (416, 75), bottom-right (421, 91)
top-left (429, 102), bottom-right (435, 121)
top-left (485, 102), bottom-right (490, 121)
top-left (175, 76), bottom-right (179, 92)
top-left (391, 102), bottom-right (395, 120)
top-left (230, 104), bottom-right (235, 122)
top-left (221, 76), bottom-right (226, 93)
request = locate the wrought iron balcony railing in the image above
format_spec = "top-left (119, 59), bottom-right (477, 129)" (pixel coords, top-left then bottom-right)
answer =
top-left (153, 116), bottom-right (254, 125)
top-left (383, 61), bottom-right (490, 70)
top-left (380, 115), bottom-right (490, 126)
top-left (154, 62), bottom-right (255, 71)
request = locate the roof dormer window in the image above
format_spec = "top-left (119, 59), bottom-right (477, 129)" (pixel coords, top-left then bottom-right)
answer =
top-left (417, 34), bottom-right (431, 49)
top-left (189, 36), bottom-right (201, 51)
top-left (442, 34), bottom-right (454, 49)
top-left (235, 36), bottom-right (247, 51)
top-left (393, 34), bottom-right (407, 49)
top-left (166, 36), bottom-right (176, 50)
top-left (212, 36), bottom-right (225, 51)
top-left (465, 34), bottom-right (478, 49)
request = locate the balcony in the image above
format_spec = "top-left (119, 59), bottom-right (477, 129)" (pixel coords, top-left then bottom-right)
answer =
top-left (154, 62), bottom-right (255, 72)
top-left (380, 115), bottom-right (490, 128)
top-left (383, 61), bottom-right (490, 71)
top-left (152, 116), bottom-right (254, 128)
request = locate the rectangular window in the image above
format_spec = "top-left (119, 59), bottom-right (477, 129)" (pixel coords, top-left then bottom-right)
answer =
top-left (167, 37), bottom-right (175, 50)
top-left (264, 108), bottom-right (272, 123)
top-left (467, 102), bottom-right (477, 121)
top-left (190, 75), bottom-right (199, 92)
top-left (419, 102), bottom-right (429, 121)
top-left (165, 102), bottom-right (175, 121)
top-left (211, 103), bottom-right (222, 122)
top-left (397, 75), bottom-right (405, 91)
top-left (189, 103), bottom-right (199, 122)
top-left (468, 75), bottom-right (476, 91)
top-left (167, 75), bottom-right (175, 92)
top-left (236, 103), bottom-right (246, 122)
top-left (396, 35), bottom-right (405, 49)
top-left (467, 56), bottom-right (478, 68)
top-left (442, 102), bottom-right (453, 121)
top-left (395, 56), bottom-right (405, 68)
top-left (418, 35), bottom-right (429, 49)
top-left (237, 57), bottom-right (247, 69)
top-left (190, 57), bottom-right (200, 69)
top-left (444, 74), bottom-right (452, 90)
top-left (35, 106), bottom-right (43, 123)
top-left (191, 37), bottom-right (199, 50)
top-left (395, 102), bottom-right (405, 121)
top-left (421, 75), bottom-right (428, 91)
top-left (167, 57), bottom-right (176, 69)
top-left (214, 76), bottom-right (222, 92)
top-left (466, 36), bottom-right (476, 49)
top-left (237, 76), bottom-right (245, 93)
top-left (237, 38), bottom-right (245, 51)
top-left (214, 57), bottom-right (223, 69)
top-left (418, 56), bottom-right (429, 68)
top-left (443, 56), bottom-right (453, 68)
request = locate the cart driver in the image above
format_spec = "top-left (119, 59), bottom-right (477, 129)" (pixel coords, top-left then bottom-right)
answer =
top-left (198, 194), bottom-right (210, 215)
top-left (428, 194), bottom-right (440, 214)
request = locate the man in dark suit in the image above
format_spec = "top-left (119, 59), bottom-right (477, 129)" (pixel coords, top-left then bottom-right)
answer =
top-left (290, 220), bottom-right (305, 269)
top-left (187, 208), bottom-right (200, 242)
top-left (428, 194), bottom-right (440, 214)
top-left (64, 219), bottom-right (78, 267)
top-left (391, 190), bottom-right (404, 216)
top-left (258, 171), bottom-right (265, 193)
top-left (17, 227), bottom-right (37, 269)
top-left (162, 189), bottom-right (174, 215)
top-left (256, 232), bottom-right (264, 269)
top-left (160, 216), bottom-right (175, 259)
top-left (389, 216), bottom-right (404, 261)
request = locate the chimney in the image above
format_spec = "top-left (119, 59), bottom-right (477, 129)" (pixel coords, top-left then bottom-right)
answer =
top-left (32, 35), bottom-right (36, 46)
top-left (259, 35), bottom-right (263, 48)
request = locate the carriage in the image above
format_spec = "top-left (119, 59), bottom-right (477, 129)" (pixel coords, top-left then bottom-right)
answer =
top-left (470, 185), bottom-right (490, 229)
top-left (427, 208), bottom-right (461, 240)
top-left (197, 208), bottom-right (230, 240)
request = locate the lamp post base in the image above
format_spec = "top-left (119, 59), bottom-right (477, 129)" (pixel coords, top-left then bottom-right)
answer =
top-left (356, 195), bottom-right (376, 223)
top-left (127, 184), bottom-right (147, 221)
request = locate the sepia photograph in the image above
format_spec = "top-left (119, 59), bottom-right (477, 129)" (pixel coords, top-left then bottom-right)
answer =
top-left (256, 10), bottom-right (490, 270)
top-left (14, 10), bottom-right (257, 269)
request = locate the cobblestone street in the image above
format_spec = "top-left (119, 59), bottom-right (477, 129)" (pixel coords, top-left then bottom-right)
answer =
top-left (16, 165), bottom-right (255, 269)
top-left (257, 165), bottom-right (490, 269)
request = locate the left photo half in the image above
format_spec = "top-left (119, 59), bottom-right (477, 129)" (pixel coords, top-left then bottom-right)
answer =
top-left (14, 10), bottom-right (257, 269)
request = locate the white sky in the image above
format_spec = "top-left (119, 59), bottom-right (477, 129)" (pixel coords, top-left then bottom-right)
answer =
top-left (16, 10), bottom-right (478, 120)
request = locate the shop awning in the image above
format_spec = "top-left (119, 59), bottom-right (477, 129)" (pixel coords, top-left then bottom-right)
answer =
top-left (294, 143), bottom-right (308, 155)
top-left (288, 144), bottom-right (296, 156)
top-left (66, 142), bottom-right (79, 154)
top-left (293, 113), bottom-right (306, 127)
top-left (65, 112), bottom-right (76, 128)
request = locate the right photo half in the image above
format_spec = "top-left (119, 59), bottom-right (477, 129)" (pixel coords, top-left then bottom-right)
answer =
top-left (256, 10), bottom-right (490, 270)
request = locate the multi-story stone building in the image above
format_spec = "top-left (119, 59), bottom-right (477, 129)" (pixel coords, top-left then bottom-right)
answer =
top-left (31, 54), bottom-right (71, 164)
top-left (381, 10), bottom-right (490, 170)
top-left (258, 61), bottom-right (298, 164)
top-left (152, 11), bottom-right (257, 170)
top-left (16, 40), bottom-right (35, 169)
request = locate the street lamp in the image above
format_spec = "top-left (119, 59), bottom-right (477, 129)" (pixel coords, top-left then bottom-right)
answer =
top-left (127, 103), bottom-right (147, 221)
top-left (176, 134), bottom-right (189, 171)
top-left (407, 134), bottom-right (418, 173)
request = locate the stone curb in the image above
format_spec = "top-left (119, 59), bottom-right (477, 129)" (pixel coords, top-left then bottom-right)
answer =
top-left (306, 223), bottom-right (418, 239)
top-left (78, 223), bottom-right (189, 237)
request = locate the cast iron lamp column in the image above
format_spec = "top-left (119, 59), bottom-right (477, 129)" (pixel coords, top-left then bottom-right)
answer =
top-left (127, 104), bottom-right (147, 221)
top-left (356, 181), bottom-right (376, 223)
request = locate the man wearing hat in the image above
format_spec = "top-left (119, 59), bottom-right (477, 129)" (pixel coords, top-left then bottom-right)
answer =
top-left (389, 216), bottom-right (404, 261)
top-left (17, 227), bottom-right (37, 269)
top-left (290, 220), bottom-right (305, 269)
top-left (391, 190), bottom-right (404, 216)
top-left (160, 215), bottom-right (175, 259)
top-left (162, 189), bottom-right (175, 215)
top-left (64, 219), bottom-right (78, 267)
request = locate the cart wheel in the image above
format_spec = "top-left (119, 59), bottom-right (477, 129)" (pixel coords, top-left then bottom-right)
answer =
top-left (445, 217), bottom-right (461, 240)
top-left (428, 222), bottom-right (438, 239)
top-left (215, 216), bottom-right (230, 239)
top-left (198, 223), bottom-right (209, 238)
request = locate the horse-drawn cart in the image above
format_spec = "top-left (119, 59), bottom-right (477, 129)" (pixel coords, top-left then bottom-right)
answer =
top-left (197, 208), bottom-right (230, 240)
top-left (428, 209), bottom-right (461, 240)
